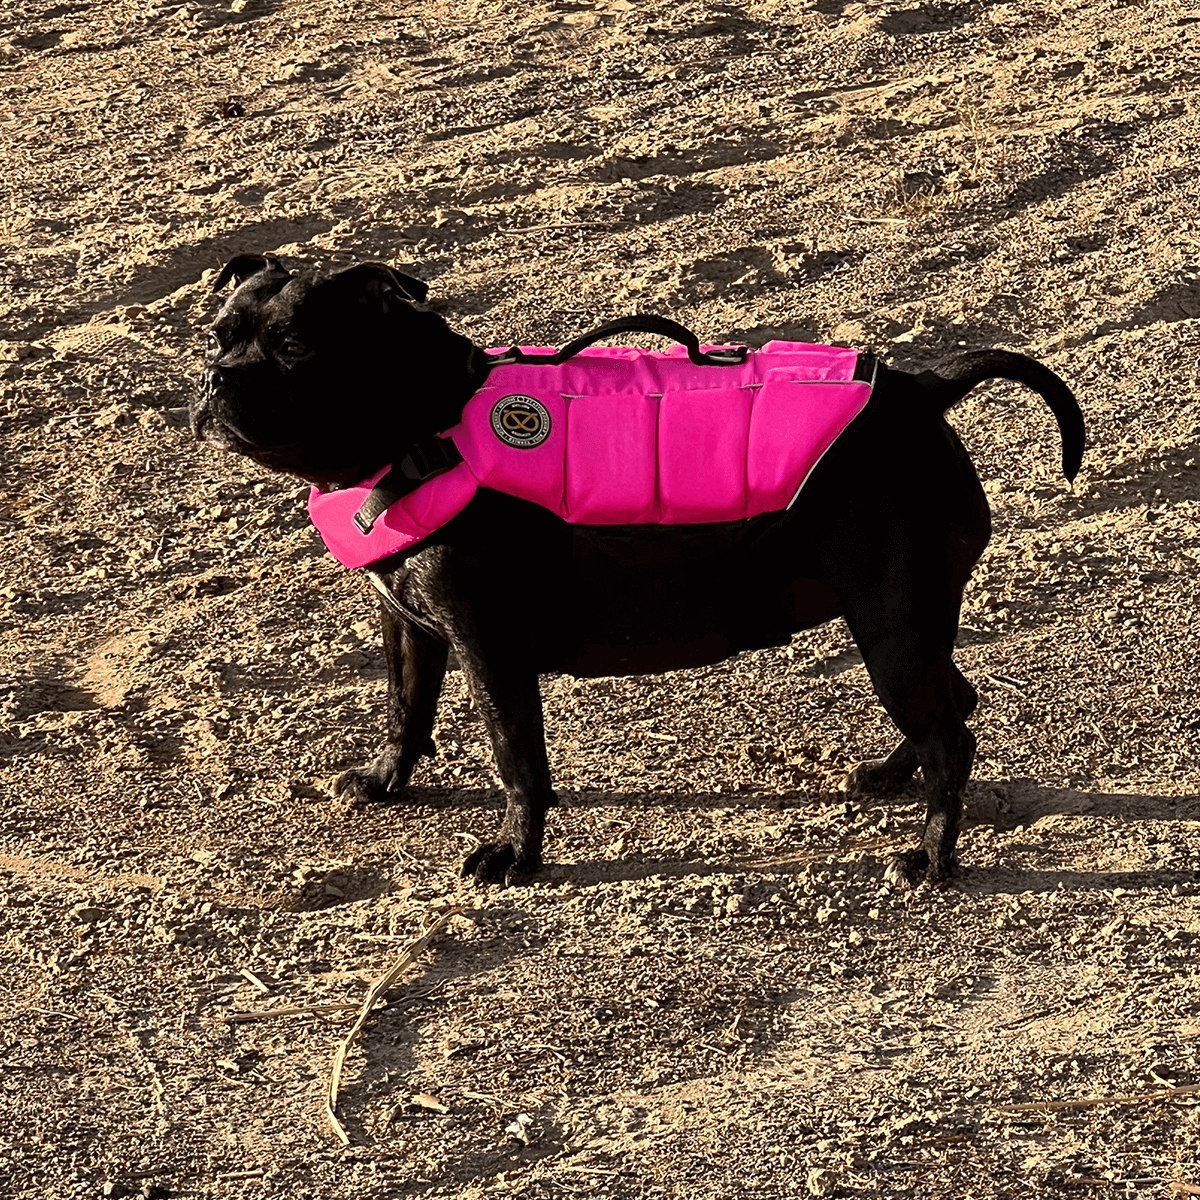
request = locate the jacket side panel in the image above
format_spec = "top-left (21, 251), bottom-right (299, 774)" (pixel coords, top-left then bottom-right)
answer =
top-left (563, 392), bottom-right (659, 523)
top-left (656, 385), bottom-right (753, 522)
top-left (449, 383), bottom-right (568, 512)
top-left (747, 379), bottom-right (873, 515)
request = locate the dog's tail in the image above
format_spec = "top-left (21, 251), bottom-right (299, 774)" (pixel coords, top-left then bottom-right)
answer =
top-left (917, 350), bottom-right (1085, 481)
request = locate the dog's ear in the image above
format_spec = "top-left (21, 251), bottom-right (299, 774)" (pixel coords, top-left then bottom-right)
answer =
top-left (332, 262), bottom-right (429, 309)
top-left (213, 253), bottom-right (289, 292)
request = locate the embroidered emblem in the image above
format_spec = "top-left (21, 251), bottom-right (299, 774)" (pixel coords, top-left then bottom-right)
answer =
top-left (491, 395), bottom-right (551, 448)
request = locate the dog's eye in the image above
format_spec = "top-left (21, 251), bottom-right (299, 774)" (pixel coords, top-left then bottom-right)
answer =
top-left (276, 335), bottom-right (308, 360)
top-left (205, 332), bottom-right (221, 357)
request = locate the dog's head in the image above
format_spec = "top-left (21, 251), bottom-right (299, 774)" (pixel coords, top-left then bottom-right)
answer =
top-left (191, 255), bottom-right (479, 487)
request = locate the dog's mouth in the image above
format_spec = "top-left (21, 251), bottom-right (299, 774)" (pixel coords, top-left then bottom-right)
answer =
top-left (190, 399), bottom-right (346, 487)
top-left (191, 367), bottom-right (380, 488)
top-left (190, 400), bottom-right (302, 466)
top-left (201, 419), bottom-right (306, 469)
top-left (190, 394), bottom-right (258, 452)
top-left (191, 409), bottom-right (240, 451)
top-left (193, 370), bottom-right (281, 456)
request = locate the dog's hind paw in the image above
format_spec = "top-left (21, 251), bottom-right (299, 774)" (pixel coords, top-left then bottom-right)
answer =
top-left (461, 842), bottom-right (540, 888)
top-left (844, 757), bottom-right (914, 799)
top-left (884, 848), bottom-right (929, 888)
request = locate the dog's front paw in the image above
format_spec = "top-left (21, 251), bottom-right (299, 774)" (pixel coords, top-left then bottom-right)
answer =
top-left (925, 852), bottom-right (958, 886)
top-left (335, 748), bottom-right (411, 805)
top-left (884, 846), bottom-right (958, 888)
top-left (461, 841), bottom-right (540, 888)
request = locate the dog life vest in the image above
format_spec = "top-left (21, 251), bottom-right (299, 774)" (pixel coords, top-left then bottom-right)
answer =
top-left (308, 317), bottom-right (877, 570)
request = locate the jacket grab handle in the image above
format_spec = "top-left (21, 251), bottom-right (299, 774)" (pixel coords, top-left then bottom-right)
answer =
top-left (490, 315), bottom-right (748, 368)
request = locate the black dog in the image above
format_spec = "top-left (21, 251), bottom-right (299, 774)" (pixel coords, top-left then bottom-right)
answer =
top-left (190, 255), bottom-right (1084, 887)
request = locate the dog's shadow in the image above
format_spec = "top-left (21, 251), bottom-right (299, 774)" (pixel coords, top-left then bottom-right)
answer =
top-left (362, 784), bottom-right (837, 814)
top-left (387, 780), bottom-right (1199, 894)
top-left (955, 780), bottom-right (1200, 895)
top-left (969, 779), bottom-right (1199, 830)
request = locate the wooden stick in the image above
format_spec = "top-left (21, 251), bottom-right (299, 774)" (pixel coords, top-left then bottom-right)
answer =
top-left (994, 1081), bottom-right (1200, 1113)
top-left (26, 1006), bottom-right (81, 1020)
top-left (998, 988), bottom-right (1106, 1029)
top-left (460, 1089), bottom-right (517, 1108)
top-left (228, 1003), bottom-right (358, 1023)
top-left (501, 221), bottom-right (606, 234)
top-left (985, 673), bottom-right (1027, 695)
top-left (326, 906), bottom-right (463, 1145)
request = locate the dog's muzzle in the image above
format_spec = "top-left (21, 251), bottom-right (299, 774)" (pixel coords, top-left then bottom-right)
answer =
top-left (191, 369), bottom-right (241, 450)
top-left (190, 370), bottom-right (221, 441)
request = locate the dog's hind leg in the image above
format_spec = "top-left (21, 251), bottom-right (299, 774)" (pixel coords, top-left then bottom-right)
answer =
top-left (843, 739), bottom-right (919, 799)
top-left (456, 649), bottom-right (558, 887)
top-left (894, 715), bottom-right (975, 887)
top-left (841, 583), bottom-right (976, 886)
top-left (843, 663), bottom-right (978, 799)
top-left (335, 603), bottom-right (448, 803)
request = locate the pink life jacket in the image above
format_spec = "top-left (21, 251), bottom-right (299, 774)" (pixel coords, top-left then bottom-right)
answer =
top-left (308, 321), bottom-right (876, 570)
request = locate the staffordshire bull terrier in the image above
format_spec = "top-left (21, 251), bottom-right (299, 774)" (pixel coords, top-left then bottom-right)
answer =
top-left (190, 255), bottom-right (1084, 887)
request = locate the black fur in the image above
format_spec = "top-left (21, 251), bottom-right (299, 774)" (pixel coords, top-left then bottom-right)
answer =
top-left (190, 258), bottom-right (1085, 887)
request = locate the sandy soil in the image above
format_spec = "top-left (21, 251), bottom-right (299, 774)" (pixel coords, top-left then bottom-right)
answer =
top-left (1, 0), bottom-right (1199, 1196)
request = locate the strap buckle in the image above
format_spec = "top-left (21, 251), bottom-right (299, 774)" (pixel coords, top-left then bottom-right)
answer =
top-left (397, 436), bottom-right (461, 483)
top-left (353, 436), bottom-right (464, 535)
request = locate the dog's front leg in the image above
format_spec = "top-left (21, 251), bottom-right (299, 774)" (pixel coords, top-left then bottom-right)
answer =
top-left (336, 600), bottom-right (448, 802)
top-left (456, 647), bottom-right (557, 887)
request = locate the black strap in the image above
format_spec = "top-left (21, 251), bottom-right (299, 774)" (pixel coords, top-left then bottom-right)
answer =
top-left (489, 315), bottom-right (748, 368)
top-left (853, 351), bottom-right (878, 385)
top-left (353, 436), bottom-right (464, 534)
top-left (363, 570), bottom-right (445, 638)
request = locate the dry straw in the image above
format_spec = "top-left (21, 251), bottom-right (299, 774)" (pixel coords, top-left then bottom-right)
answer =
top-left (326, 905), bottom-right (464, 1145)
top-left (995, 1081), bottom-right (1200, 1114)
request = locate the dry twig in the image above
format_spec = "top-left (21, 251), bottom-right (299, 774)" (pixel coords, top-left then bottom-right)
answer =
top-left (228, 1002), bottom-right (358, 1023)
top-left (502, 221), bottom-right (606, 234)
top-left (239, 968), bottom-right (271, 994)
top-left (326, 905), bottom-right (464, 1145)
top-left (998, 988), bottom-right (1106, 1029)
top-left (984, 673), bottom-right (1027, 695)
top-left (994, 1081), bottom-right (1200, 1114)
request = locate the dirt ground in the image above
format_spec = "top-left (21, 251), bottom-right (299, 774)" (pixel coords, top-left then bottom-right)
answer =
top-left (1, 0), bottom-right (1199, 1196)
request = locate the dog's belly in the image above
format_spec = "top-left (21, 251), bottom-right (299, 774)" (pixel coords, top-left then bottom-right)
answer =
top-left (545, 521), bottom-right (841, 677)
top-left (392, 494), bottom-right (848, 678)
top-left (557, 585), bottom-right (841, 677)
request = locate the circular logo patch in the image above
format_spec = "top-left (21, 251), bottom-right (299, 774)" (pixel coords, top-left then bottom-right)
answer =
top-left (491, 395), bottom-right (551, 448)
